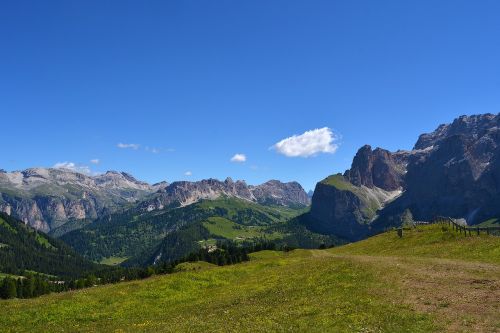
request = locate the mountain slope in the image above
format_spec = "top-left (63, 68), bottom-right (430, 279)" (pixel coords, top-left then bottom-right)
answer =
top-left (61, 197), bottom-right (331, 265)
top-left (0, 213), bottom-right (107, 279)
top-left (0, 169), bottom-right (162, 232)
top-left (2, 224), bottom-right (498, 332)
top-left (306, 113), bottom-right (500, 241)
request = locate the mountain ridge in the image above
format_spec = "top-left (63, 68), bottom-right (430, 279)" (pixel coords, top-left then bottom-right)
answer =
top-left (306, 112), bottom-right (500, 240)
top-left (0, 168), bottom-right (310, 233)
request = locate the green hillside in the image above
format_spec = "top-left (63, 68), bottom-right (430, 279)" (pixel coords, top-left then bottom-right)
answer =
top-left (333, 224), bottom-right (500, 263)
top-left (1, 223), bottom-right (498, 332)
top-left (61, 197), bottom-right (335, 265)
top-left (0, 213), bottom-right (109, 280)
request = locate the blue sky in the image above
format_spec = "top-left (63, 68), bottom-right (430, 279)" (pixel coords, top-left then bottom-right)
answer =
top-left (1, 1), bottom-right (499, 191)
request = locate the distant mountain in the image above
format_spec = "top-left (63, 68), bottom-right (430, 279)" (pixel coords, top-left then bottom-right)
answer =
top-left (141, 178), bottom-right (310, 212)
top-left (305, 113), bottom-right (500, 241)
top-left (0, 212), bottom-right (107, 279)
top-left (0, 168), bottom-right (309, 233)
top-left (0, 168), bottom-right (164, 232)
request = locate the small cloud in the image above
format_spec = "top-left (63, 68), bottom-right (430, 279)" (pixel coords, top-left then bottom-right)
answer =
top-left (184, 171), bottom-right (192, 176)
top-left (117, 143), bottom-right (140, 150)
top-left (230, 153), bottom-right (247, 163)
top-left (53, 162), bottom-right (91, 175)
top-left (90, 159), bottom-right (100, 164)
top-left (272, 127), bottom-right (340, 158)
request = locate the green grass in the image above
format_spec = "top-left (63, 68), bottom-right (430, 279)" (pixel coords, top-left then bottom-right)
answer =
top-left (202, 217), bottom-right (285, 241)
top-left (1, 223), bottom-right (498, 332)
top-left (174, 261), bottom-right (218, 272)
top-left (0, 250), bottom-right (437, 333)
top-left (332, 224), bottom-right (500, 264)
top-left (198, 197), bottom-right (307, 224)
top-left (99, 256), bottom-right (129, 266)
top-left (321, 174), bottom-right (356, 191)
top-left (0, 217), bottom-right (17, 234)
top-left (34, 233), bottom-right (56, 250)
top-left (0, 272), bottom-right (23, 280)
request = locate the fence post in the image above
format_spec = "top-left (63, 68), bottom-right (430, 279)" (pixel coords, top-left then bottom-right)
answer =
top-left (477, 227), bottom-right (479, 236)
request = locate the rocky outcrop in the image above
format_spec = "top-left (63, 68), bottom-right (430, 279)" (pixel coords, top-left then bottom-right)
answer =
top-left (307, 144), bottom-right (407, 240)
top-left (373, 113), bottom-right (500, 228)
top-left (141, 178), bottom-right (310, 212)
top-left (250, 180), bottom-right (311, 207)
top-left (307, 174), bottom-right (401, 240)
top-left (307, 113), bottom-right (500, 240)
top-left (344, 145), bottom-right (408, 191)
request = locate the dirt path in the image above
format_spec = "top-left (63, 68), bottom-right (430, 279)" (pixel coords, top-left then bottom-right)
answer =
top-left (331, 254), bottom-right (500, 332)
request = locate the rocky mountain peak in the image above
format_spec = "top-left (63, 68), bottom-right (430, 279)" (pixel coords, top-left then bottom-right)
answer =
top-left (414, 113), bottom-right (499, 150)
top-left (344, 145), bottom-right (406, 191)
top-left (308, 112), bottom-right (500, 241)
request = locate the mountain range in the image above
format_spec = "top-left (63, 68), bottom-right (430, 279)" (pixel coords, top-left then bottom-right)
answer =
top-left (0, 169), bottom-right (310, 234)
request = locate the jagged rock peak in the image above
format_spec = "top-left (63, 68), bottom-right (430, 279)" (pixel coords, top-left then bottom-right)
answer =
top-left (343, 145), bottom-right (407, 191)
top-left (414, 113), bottom-right (499, 150)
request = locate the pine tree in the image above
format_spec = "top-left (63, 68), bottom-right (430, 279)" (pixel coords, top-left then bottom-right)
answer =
top-left (0, 277), bottom-right (17, 299)
top-left (16, 278), bottom-right (23, 298)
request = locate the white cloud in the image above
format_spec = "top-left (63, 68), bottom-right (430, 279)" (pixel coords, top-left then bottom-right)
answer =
top-left (184, 171), bottom-right (192, 176)
top-left (53, 162), bottom-right (91, 175)
top-left (90, 159), bottom-right (100, 164)
top-left (272, 127), bottom-right (339, 158)
top-left (230, 153), bottom-right (247, 163)
top-left (117, 143), bottom-right (140, 150)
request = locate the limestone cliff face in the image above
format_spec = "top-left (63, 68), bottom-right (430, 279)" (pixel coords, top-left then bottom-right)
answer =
top-left (344, 145), bottom-right (408, 191)
top-left (308, 181), bottom-right (370, 240)
top-left (307, 113), bottom-right (500, 240)
top-left (307, 144), bottom-right (407, 241)
top-left (0, 169), bottom-right (161, 232)
top-left (375, 113), bottom-right (500, 228)
top-left (307, 174), bottom-right (401, 241)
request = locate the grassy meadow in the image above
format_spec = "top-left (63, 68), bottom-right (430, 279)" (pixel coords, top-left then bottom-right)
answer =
top-left (0, 224), bottom-right (498, 332)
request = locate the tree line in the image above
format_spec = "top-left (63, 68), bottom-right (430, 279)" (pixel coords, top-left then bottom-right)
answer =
top-left (0, 239), bottom-right (279, 300)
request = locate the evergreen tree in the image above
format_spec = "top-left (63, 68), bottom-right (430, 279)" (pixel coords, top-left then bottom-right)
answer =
top-left (0, 277), bottom-right (17, 299)
top-left (16, 279), bottom-right (23, 298)
top-left (22, 276), bottom-right (34, 298)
